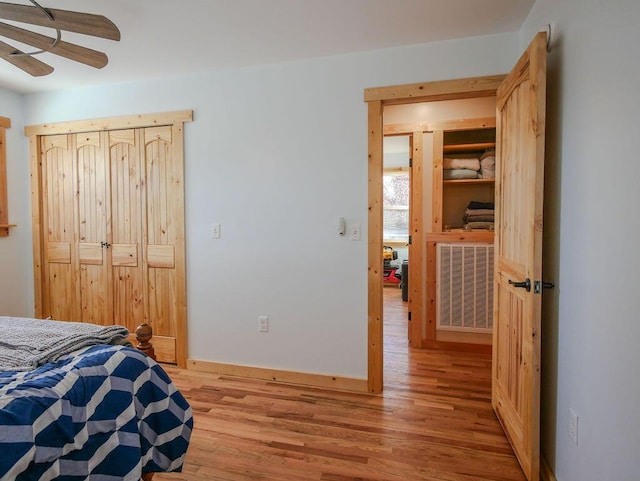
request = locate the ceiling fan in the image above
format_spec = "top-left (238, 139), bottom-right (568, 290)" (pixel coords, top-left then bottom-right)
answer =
top-left (0, 0), bottom-right (119, 76)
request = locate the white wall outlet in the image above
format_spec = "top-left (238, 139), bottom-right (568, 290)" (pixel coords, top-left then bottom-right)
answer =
top-left (211, 223), bottom-right (221, 239)
top-left (258, 316), bottom-right (269, 332)
top-left (569, 408), bottom-right (579, 445)
top-left (350, 223), bottom-right (361, 241)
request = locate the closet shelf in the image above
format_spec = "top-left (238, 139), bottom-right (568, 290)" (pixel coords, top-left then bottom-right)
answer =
top-left (444, 178), bottom-right (494, 185)
top-left (443, 142), bottom-right (495, 154)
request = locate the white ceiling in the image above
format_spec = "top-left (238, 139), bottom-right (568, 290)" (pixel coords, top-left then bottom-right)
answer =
top-left (0, 0), bottom-right (535, 94)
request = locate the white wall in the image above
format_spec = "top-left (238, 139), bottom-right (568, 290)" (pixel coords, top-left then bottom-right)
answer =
top-left (522, 1), bottom-right (640, 479)
top-left (0, 88), bottom-right (33, 316)
top-left (21, 33), bottom-right (519, 379)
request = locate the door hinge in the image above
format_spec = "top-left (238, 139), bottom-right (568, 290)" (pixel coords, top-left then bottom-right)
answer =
top-left (409, 158), bottom-right (413, 168)
top-left (408, 312), bottom-right (412, 321)
top-left (534, 280), bottom-right (555, 294)
top-left (408, 235), bottom-right (412, 245)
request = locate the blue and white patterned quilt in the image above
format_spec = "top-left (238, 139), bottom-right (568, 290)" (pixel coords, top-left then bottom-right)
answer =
top-left (0, 344), bottom-right (193, 480)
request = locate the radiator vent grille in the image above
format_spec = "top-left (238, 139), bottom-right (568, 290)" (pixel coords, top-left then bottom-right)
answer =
top-left (437, 243), bottom-right (494, 332)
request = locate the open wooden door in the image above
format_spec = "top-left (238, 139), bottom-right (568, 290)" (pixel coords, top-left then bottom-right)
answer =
top-left (492, 32), bottom-right (547, 481)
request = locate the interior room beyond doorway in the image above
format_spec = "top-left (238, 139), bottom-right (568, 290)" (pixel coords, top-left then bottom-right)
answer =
top-left (381, 96), bottom-right (497, 363)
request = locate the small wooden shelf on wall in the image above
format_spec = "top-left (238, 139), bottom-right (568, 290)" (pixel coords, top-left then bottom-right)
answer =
top-left (0, 224), bottom-right (17, 237)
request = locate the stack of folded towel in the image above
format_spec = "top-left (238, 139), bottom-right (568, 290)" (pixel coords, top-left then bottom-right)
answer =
top-left (443, 156), bottom-right (480, 180)
top-left (443, 148), bottom-right (496, 180)
top-left (479, 148), bottom-right (495, 179)
top-left (463, 201), bottom-right (495, 230)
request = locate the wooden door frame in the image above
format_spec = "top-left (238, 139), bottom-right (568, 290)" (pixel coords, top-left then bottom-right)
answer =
top-left (381, 130), bottom-right (421, 347)
top-left (25, 110), bottom-right (192, 367)
top-left (365, 76), bottom-right (505, 393)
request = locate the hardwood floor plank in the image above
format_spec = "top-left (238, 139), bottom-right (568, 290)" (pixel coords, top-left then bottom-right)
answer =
top-left (156, 287), bottom-right (524, 481)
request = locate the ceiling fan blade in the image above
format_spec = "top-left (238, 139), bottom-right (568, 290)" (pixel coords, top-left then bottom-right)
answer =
top-left (0, 2), bottom-right (120, 41)
top-left (0, 21), bottom-right (108, 68)
top-left (0, 39), bottom-right (52, 76)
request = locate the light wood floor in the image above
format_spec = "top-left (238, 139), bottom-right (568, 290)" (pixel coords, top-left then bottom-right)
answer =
top-left (158, 287), bottom-right (525, 481)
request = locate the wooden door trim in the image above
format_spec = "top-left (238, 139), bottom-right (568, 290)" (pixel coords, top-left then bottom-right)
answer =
top-left (365, 75), bottom-right (506, 105)
top-left (24, 110), bottom-right (193, 136)
top-left (407, 132), bottom-right (424, 348)
top-left (367, 100), bottom-right (383, 393)
top-left (365, 76), bottom-right (504, 393)
top-left (381, 126), bottom-right (424, 348)
top-left (0, 117), bottom-right (12, 237)
top-left (26, 110), bottom-right (192, 367)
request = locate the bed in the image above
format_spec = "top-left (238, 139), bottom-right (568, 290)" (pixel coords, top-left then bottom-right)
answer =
top-left (0, 316), bottom-right (193, 481)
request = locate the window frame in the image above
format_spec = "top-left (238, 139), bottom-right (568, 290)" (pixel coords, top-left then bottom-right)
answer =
top-left (382, 166), bottom-right (410, 245)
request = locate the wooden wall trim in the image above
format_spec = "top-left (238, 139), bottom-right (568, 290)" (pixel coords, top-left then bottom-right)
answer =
top-left (188, 359), bottom-right (369, 393)
top-left (426, 231), bottom-right (495, 243)
top-left (431, 129), bottom-right (444, 233)
top-left (24, 110), bottom-right (193, 136)
top-left (173, 122), bottom-right (188, 369)
top-left (0, 121), bottom-right (10, 237)
top-left (364, 75), bottom-right (506, 104)
top-left (384, 122), bottom-right (429, 136)
top-left (427, 117), bottom-right (496, 132)
top-left (28, 134), bottom-right (43, 315)
top-left (409, 131), bottom-right (423, 348)
top-left (367, 100), bottom-right (383, 394)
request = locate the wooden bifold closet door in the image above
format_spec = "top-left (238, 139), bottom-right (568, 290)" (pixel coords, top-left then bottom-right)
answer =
top-left (29, 112), bottom-right (191, 367)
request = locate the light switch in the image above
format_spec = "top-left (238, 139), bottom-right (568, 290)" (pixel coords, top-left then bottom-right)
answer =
top-left (350, 223), bottom-right (361, 241)
top-left (211, 223), bottom-right (221, 239)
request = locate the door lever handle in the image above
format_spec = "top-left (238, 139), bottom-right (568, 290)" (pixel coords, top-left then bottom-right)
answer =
top-left (508, 278), bottom-right (531, 292)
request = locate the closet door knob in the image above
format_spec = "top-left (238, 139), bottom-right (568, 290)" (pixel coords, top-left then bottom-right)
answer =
top-left (508, 278), bottom-right (531, 292)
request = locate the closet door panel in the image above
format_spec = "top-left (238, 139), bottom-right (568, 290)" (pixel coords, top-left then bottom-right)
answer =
top-left (32, 112), bottom-right (190, 367)
top-left (110, 130), bottom-right (145, 332)
top-left (76, 133), bottom-right (110, 325)
top-left (41, 135), bottom-right (76, 321)
top-left (145, 126), bottom-right (180, 362)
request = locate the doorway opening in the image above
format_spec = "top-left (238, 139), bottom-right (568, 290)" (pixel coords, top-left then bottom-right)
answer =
top-left (365, 75), bottom-right (505, 394)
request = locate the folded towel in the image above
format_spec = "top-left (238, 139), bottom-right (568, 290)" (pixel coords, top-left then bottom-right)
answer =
top-left (464, 221), bottom-right (495, 230)
top-left (464, 214), bottom-right (495, 223)
top-left (480, 155), bottom-right (495, 179)
top-left (443, 157), bottom-right (480, 171)
top-left (480, 148), bottom-right (495, 160)
top-left (467, 201), bottom-right (494, 210)
top-left (443, 169), bottom-right (479, 180)
top-left (464, 208), bottom-right (495, 217)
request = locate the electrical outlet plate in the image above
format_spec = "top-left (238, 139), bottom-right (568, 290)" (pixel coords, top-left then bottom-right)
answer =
top-left (258, 316), bottom-right (269, 332)
top-left (569, 408), bottom-right (579, 445)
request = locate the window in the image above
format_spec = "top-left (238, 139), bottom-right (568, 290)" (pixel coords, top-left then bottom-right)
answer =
top-left (383, 169), bottom-right (409, 243)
